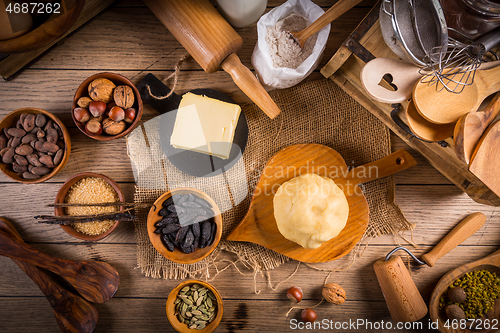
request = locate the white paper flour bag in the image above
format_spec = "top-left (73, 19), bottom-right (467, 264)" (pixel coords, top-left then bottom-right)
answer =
top-left (251, 0), bottom-right (330, 89)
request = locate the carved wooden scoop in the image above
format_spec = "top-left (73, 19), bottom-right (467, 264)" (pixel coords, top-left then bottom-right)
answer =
top-left (0, 218), bottom-right (98, 333)
top-left (0, 229), bottom-right (119, 304)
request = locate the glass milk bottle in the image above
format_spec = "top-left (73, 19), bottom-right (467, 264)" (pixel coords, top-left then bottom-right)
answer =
top-left (216, 0), bottom-right (268, 28)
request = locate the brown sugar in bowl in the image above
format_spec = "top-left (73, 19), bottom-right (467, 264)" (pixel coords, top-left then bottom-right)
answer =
top-left (0, 108), bottom-right (71, 184)
top-left (72, 72), bottom-right (143, 141)
top-left (147, 188), bottom-right (223, 265)
top-left (166, 279), bottom-right (223, 333)
top-left (55, 172), bottom-right (125, 241)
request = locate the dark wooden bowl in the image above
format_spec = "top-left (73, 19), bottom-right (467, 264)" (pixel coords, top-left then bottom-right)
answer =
top-left (55, 172), bottom-right (124, 241)
top-left (72, 72), bottom-right (143, 141)
top-left (0, 108), bottom-right (71, 183)
top-left (147, 188), bottom-right (223, 264)
top-left (166, 279), bottom-right (223, 333)
top-left (0, 0), bottom-right (85, 54)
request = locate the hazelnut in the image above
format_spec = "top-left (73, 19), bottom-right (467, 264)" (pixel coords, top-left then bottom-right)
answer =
top-left (77, 97), bottom-right (93, 108)
top-left (448, 287), bottom-right (467, 303)
top-left (108, 106), bottom-right (125, 122)
top-left (301, 308), bottom-right (317, 322)
top-left (102, 118), bottom-right (126, 135)
top-left (445, 304), bottom-right (466, 320)
top-left (322, 283), bottom-right (346, 305)
top-left (124, 108), bottom-right (136, 123)
top-left (73, 108), bottom-right (91, 123)
top-left (89, 101), bottom-right (107, 117)
top-left (88, 78), bottom-right (116, 103)
top-left (287, 287), bottom-right (303, 303)
top-left (85, 119), bottom-right (102, 135)
top-left (114, 85), bottom-right (135, 109)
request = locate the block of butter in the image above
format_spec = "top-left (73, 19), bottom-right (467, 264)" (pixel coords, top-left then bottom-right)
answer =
top-left (170, 92), bottom-right (241, 160)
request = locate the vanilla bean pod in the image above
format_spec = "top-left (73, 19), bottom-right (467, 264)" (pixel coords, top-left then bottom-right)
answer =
top-left (36, 212), bottom-right (137, 225)
top-left (48, 202), bottom-right (151, 209)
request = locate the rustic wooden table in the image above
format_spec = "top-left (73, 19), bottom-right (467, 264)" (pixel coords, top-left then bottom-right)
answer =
top-left (1, 1), bottom-right (499, 332)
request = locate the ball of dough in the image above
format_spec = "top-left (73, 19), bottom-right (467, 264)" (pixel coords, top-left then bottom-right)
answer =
top-left (273, 173), bottom-right (349, 249)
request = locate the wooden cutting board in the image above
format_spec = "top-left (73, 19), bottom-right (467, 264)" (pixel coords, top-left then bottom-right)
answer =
top-left (470, 120), bottom-right (500, 198)
top-left (227, 144), bottom-right (416, 263)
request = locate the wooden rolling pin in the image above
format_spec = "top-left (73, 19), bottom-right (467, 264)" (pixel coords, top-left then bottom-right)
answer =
top-left (143, 0), bottom-right (280, 119)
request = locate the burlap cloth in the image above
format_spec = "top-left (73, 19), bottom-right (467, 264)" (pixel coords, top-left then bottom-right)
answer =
top-left (126, 78), bottom-right (413, 280)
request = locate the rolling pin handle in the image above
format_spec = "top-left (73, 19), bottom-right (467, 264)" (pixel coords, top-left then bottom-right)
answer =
top-left (421, 212), bottom-right (486, 267)
top-left (221, 53), bottom-right (281, 119)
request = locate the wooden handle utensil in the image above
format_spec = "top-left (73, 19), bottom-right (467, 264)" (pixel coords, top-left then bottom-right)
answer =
top-left (421, 212), bottom-right (487, 267)
top-left (142, 0), bottom-right (280, 119)
top-left (0, 218), bottom-right (98, 333)
top-left (0, 229), bottom-right (119, 304)
top-left (290, 0), bottom-right (363, 48)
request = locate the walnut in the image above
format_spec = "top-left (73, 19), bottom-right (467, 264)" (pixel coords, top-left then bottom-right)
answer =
top-left (113, 85), bottom-right (135, 109)
top-left (88, 78), bottom-right (116, 103)
top-left (322, 283), bottom-right (346, 305)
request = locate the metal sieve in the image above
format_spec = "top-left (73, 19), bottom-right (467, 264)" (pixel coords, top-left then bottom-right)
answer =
top-left (379, 0), bottom-right (448, 67)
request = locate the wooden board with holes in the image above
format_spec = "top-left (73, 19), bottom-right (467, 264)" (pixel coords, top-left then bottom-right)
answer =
top-left (320, 1), bottom-right (500, 206)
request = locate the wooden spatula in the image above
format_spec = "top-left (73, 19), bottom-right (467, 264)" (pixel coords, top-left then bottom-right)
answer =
top-left (454, 92), bottom-right (500, 164)
top-left (469, 120), bottom-right (500, 197)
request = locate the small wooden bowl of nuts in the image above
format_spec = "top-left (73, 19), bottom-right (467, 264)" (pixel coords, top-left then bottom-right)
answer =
top-left (147, 188), bottom-right (223, 264)
top-left (54, 172), bottom-right (125, 241)
top-left (72, 72), bottom-right (143, 140)
top-left (166, 280), bottom-right (223, 332)
top-left (0, 108), bottom-right (71, 183)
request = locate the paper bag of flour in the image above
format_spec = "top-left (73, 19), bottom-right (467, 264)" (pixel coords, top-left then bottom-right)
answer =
top-left (251, 0), bottom-right (330, 89)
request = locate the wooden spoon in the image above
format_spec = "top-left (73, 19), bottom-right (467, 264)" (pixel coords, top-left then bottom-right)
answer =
top-left (429, 249), bottom-right (500, 333)
top-left (454, 92), bottom-right (500, 164)
top-left (413, 64), bottom-right (500, 124)
top-left (406, 100), bottom-right (455, 142)
top-left (0, 229), bottom-right (119, 304)
top-left (290, 0), bottom-right (363, 48)
top-left (0, 218), bottom-right (98, 333)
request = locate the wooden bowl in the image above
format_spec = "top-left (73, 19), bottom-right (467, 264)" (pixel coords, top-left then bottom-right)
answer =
top-left (147, 188), bottom-right (222, 264)
top-left (166, 279), bottom-right (223, 333)
top-left (72, 72), bottom-right (143, 141)
top-left (0, 108), bottom-right (71, 183)
top-left (55, 172), bottom-right (124, 241)
top-left (0, 0), bottom-right (85, 54)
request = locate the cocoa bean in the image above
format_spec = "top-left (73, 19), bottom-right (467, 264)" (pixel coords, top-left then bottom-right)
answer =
top-left (16, 118), bottom-right (23, 128)
top-left (22, 171), bottom-right (40, 179)
top-left (10, 137), bottom-right (21, 148)
top-left (26, 153), bottom-right (43, 167)
top-left (19, 113), bottom-right (28, 125)
top-left (34, 141), bottom-right (47, 152)
top-left (35, 114), bottom-right (47, 128)
top-left (37, 130), bottom-right (45, 138)
top-left (30, 126), bottom-right (40, 134)
top-left (27, 164), bottom-right (35, 173)
top-left (30, 140), bottom-right (37, 149)
top-left (56, 140), bottom-right (65, 150)
top-left (0, 147), bottom-right (9, 157)
top-left (46, 128), bottom-right (58, 144)
top-left (53, 149), bottom-right (63, 166)
top-left (44, 120), bottom-right (54, 131)
top-left (2, 148), bottom-right (15, 164)
top-left (7, 128), bottom-right (26, 138)
top-left (21, 133), bottom-right (37, 144)
top-left (39, 154), bottom-right (54, 168)
top-left (38, 137), bottom-right (46, 143)
top-left (14, 155), bottom-right (28, 166)
top-left (12, 162), bottom-right (27, 173)
top-left (7, 138), bottom-right (12, 147)
top-left (47, 151), bottom-right (54, 156)
top-left (0, 135), bottom-right (6, 150)
top-left (43, 142), bottom-right (59, 153)
top-left (15, 144), bottom-right (33, 156)
top-left (31, 166), bottom-right (51, 176)
top-left (3, 128), bottom-right (11, 139)
top-left (22, 114), bottom-right (36, 132)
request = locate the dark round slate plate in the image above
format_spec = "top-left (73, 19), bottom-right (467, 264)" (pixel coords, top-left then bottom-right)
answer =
top-left (159, 89), bottom-right (248, 177)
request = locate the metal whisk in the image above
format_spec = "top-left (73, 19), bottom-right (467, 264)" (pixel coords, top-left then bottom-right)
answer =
top-left (419, 27), bottom-right (500, 94)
